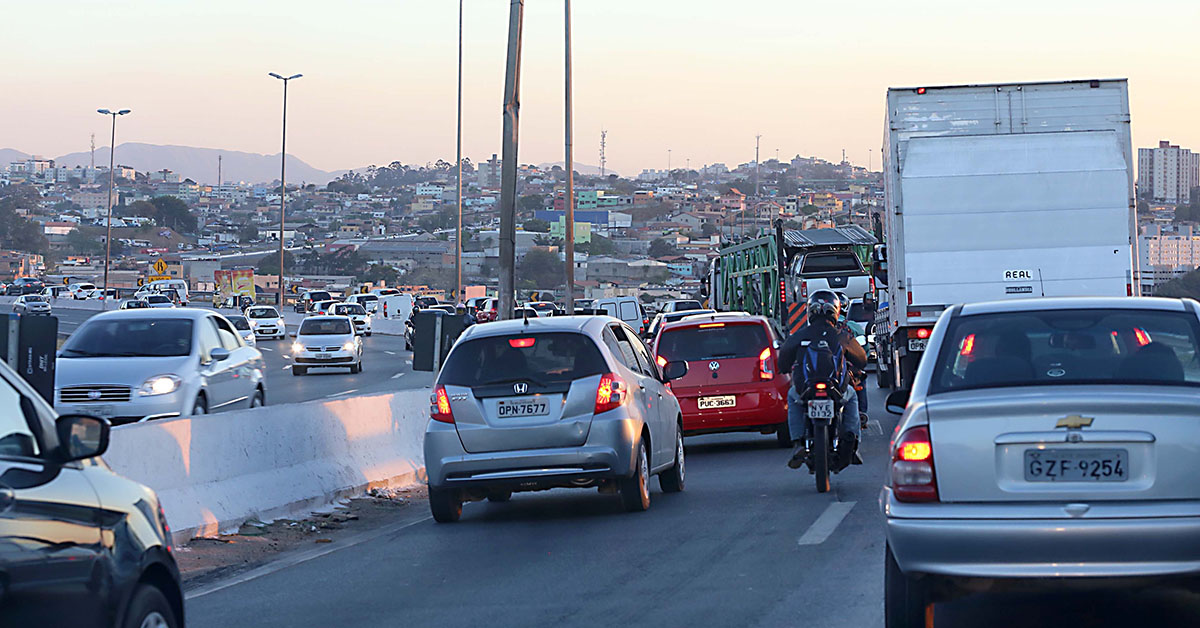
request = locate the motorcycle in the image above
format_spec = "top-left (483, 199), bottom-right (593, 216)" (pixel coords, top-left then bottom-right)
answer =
top-left (800, 379), bottom-right (853, 493)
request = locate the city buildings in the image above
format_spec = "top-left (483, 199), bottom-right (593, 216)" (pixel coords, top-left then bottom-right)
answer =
top-left (1138, 140), bottom-right (1199, 205)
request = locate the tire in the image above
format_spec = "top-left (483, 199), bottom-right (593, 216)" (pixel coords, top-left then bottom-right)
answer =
top-left (292, 366), bottom-right (306, 376)
top-left (250, 389), bottom-right (264, 408)
top-left (349, 362), bottom-right (360, 374)
top-left (659, 427), bottom-right (685, 493)
top-left (429, 486), bottom-right (462, 523)
top-left (812, 421), bottom-right (830, 493)
top-left (775, 422), bottom-right (792, 447)
top-left (121, 584), bottom-right (178, 628)
top-left (366, 331), bottom-right (372, 337)
top-left (619, 439), bottom-right (651, 512)
top-left (885, 542), bottom-right (930, 628)
top-left (191, 394), bottom-right (208, 416)
top-left (487, 490), bottom-right (512, 503)
top-left (878, 353), bottom-right (893, 390)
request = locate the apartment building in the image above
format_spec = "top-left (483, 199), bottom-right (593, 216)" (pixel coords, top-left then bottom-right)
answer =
top-left (1138, 140), bottom-right (1199, 204)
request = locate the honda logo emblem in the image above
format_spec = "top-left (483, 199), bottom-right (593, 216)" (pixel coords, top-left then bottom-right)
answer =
top-left (709, 361), bottom-right (720, 371)
top-left (513, 382), bottom-right (528, 394)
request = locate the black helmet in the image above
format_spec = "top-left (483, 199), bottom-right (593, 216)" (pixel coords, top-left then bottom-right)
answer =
top-left (807, 290), bottom-right (840, 323)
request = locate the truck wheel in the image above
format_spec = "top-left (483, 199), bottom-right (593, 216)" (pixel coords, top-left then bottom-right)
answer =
top-left (897, 355), bottom-right (918, 391)
top-left (878, 357), bottom-right (892, 390)
top-left (885, 542), bottom-right (930, 628)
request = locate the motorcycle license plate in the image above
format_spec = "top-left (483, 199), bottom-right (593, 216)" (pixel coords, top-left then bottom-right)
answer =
top-left (908, 338), bottom-right (928, 352)
top-left (698, 395), bottom-right (736, 410)
top-left (807, 399), bottom-right (835, 420)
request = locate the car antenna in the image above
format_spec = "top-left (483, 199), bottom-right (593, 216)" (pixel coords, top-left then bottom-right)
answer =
top-left (523, 307), bottom-right (530, 325)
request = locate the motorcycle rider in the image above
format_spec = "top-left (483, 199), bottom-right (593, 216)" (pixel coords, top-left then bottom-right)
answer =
top-left (778, 290), bottom-right (868, 470)
top-left (835, 292), bottom-right (870, 430)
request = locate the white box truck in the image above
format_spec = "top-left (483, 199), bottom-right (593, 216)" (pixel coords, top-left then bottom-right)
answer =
top-left (876, 79), bottom-right (1137, 390)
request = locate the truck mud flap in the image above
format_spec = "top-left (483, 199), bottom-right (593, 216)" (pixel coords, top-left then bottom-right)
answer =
top-left (786, 302), bottom-right (807, 335)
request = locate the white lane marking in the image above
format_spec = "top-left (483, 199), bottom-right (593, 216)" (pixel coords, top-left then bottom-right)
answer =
top-left (282, 365), bottom-right (291, 370)
top-left (185, 514), bottom-right (432, 600)
top-left (260, 347), bottom-right (273, 352)
top-left (385, 350), bottom-right (396, 355)
top-left (405, 360), bottom-right (412, 365)
top-left (797, 501), bottom-right (857, 546)
top-left (391, 372), bottom-right (404, 379)
top-left (868, 420), bottom-right (883, 436)
top-left (327, 389), bottom-right (359, 398)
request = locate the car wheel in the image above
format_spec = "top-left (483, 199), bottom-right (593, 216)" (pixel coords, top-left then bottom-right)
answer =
top-left (366, 331), bottom-right (372, 337)
top-left (487, 490), bottom-right (512, 503)
top-left (349, 362), bottom-right (360, 374)
top-left (619, 439), bottom-right (651, 512)
top-left (250, 389), bottom-right (264, 408)
top-left (775, 422), bottom-right (792, 447)
top-left (885, 542), bottom-right (930, 628)
top-left (192, 394), bottom-right (208, 416)
top-left (429, 486), bottom-right (462, 523)
top-left (659, 427), bottom-right (685, 493)
top-left (121, 584), bottom-right (178, 628)
top-left (292, 366), bottom-right (306, 376)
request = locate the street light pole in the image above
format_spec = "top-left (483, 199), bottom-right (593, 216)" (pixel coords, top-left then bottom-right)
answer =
top-left (563, 0), bottom-right (575, 314)
top-left (97, 108), bottom-right (130, 307)
top-left (269, 72), bottom-right (302, 309)
top-left (455, 0), bottom-right (464, 304)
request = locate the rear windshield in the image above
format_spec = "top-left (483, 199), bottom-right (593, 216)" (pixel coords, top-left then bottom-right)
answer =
top-left (300, 319), bottom-right (351, 335)
top-left (227, 316), bottom-right (251, 330)
top-left (247, 307), bottom-right (279, 318)
top-left (800, 252), bottom-right (862, 274)
top-left (439, 333), bottom-right (608, 387)
top-left (24, 296), bottom-right (45, 303)
top-left (672, 301), bottom-right (702, 311)
top-left (358, 295), bottom-right (378, 302)
top-left (307, 291), bottom-right (332, 301)
top-left (657, 323), bottom-right (769, 362)
top-left (930, 309), bottom-right (1200, 393)
top-left (62, 319), bottom-right (193, 358)
top-left (335, 304), bottom-right (366, 315)
top-left (529, 303), bottom-right (556, 311)
top-left (848, 301), bottom-right (874, 323)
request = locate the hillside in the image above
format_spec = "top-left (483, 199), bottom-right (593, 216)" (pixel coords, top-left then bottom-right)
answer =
top-left (51, 143), bottom-right (346, 186)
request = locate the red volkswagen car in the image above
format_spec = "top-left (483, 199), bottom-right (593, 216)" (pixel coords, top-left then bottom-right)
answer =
top-left (652, 313), bottom-right (791, 445)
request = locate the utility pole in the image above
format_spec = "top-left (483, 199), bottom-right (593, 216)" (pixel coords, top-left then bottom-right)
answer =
top-left (269, 72), bottom-right (302, 309)
top-left (217, 154), bottom-right (222, 186)
top-left (90, 133), bottom-right (95, 169)
top-left (599, 129), bottom-right (606, 177)
top-left (668, 149), bottom-right (672, 178)
top-left (754, 134), bottom-right (761, 198)
top-left (97, 109), bottom-right (129, 308)
top-left (563, 0), bottom-right (575, 314)
top-left (497, 0), bottom-right (524, 320)
top-left (455, 0), bottom-right (464, 303)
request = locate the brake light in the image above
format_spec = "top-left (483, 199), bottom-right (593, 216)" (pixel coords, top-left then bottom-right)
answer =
top-left (891, 426), bottom-right (938, 502)
top-left (656, 355), bottom-right (667, 368)
top-left (779, 279), bottom-right (786, 304)
top-left (594, 373), bottom-right (628, 414)
top-left (907, 328), bottom-right (931, 339)
top-left (907, 290), bottom-right (912, 305)
top-left (869, 275), bottom-right (876, 294)
top-left (699, 322), bottom-right (725, 328)
top-left (758, 347), bottom-right (774, 380)
top-left (431, 386), bottom-right (454, 423)
top-left (509, 337), bottom-right (536, 348)
top-left (960, 333), bottom-right (975, 356)
top-left (800, 280), bottom-right (808, 299)
top-left (814, 381), bottom-right (827, 397)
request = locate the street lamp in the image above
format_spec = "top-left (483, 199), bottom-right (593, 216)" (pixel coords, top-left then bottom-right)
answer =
top-left (97, 108), bottom-right (130, 307)
top-left (268, 72), bottom-right (301, 308)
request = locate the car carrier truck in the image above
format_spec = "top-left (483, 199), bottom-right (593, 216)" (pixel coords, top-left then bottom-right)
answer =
top-left (875, 79), bottom-right (1138, 390)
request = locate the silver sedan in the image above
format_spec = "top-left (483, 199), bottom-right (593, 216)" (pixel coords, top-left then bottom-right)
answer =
top-left (424, 316), bottom-right (689, 522)
top-left (882, 297), bottom-right (1200, 627)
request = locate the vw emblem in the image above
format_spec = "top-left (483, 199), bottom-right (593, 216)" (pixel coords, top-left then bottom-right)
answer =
top-left (87, 390), bottom-right (102, 400)
top-left (709, 361), bottom-right (720, 371)
top-left (513, 382), bottom-right (528, 394)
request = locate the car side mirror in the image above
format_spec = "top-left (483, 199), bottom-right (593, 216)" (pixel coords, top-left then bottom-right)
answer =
top-left (662, 361), bottom-right (689, 381)
top-left (210, 347), bottom-right (231, 362)
top-left (885, 389), bottom-right (910, 415)
top-left (55, 414), bottom-right (110, 461)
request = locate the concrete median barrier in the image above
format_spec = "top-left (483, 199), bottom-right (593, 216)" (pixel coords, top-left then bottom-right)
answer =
top-left (103, 390), bottom-right (430, 543)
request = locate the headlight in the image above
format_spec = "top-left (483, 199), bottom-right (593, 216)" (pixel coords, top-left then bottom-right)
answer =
top-left (342, 341), bottom-right (356, 352)
top-left (139, 374), bottom-right (182, 397)
top-left (292, 342), bottom-right (305, 353)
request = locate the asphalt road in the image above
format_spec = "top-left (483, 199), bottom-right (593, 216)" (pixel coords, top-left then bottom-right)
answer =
top-left (180, 382), bottom-right (1200, 628)
top-left (48, 306), bottom-right (432, 406)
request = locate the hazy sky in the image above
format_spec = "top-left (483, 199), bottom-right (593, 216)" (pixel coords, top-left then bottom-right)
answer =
top-left (1, 0), bottom-right (1196, 175)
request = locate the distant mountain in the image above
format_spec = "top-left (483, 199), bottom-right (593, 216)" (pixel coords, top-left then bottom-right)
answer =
top-left (0, 148), bottom-right (31, 164)
top-left (51, 143), bottom-right (347, 186)
top-left (536, 161), bottom-right (616, 177)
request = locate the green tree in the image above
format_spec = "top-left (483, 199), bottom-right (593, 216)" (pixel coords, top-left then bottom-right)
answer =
top-left (523, 218), bottom-right (551, 233)
top-left (0, 185), bottom-right (49, 254)
top-left (150, 196), bottom-right (197, 233)
top-left (257, 250), bottom-right (296, 275)
top-left (1156, 268), bottom-right (1200, 299)
top-left (519, 194), bottom-right (545, 212)
top-left (577, 234), bottom-right (615, 255)
top-left (65, 227), bottom-right (105, 256)
top-left (518, 249), bottom-right (563, 289)
top-left (238, 223), bottom-right (259, 243)
top-left (800, 204), bottom-right (820, 216)
top-left (700, 222), bottom-right (719, 237)
top-left (360, 262), bottom-right (399, 285)
top-left (648, 238), bottom-right (677, 258)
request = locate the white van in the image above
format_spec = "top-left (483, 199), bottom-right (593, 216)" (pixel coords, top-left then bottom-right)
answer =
top-left (595, 296), bottom-right (649, 336)
top-left (148, 279), bottom-right (189, 306)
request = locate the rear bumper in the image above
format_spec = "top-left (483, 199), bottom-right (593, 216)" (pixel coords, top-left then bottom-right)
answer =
top-left (424, 418), bottom-right (641, 490)
top-left (675, 383), bottom-right (788, 434)
top-left (883, 488), bottom-right (1200, 579)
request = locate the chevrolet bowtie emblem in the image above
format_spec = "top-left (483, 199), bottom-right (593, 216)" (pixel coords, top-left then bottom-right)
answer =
top-left (1056, 414), bottom-right (1094, 429)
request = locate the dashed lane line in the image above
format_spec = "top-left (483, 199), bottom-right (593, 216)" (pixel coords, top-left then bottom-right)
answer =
top-left (384, 350), bottom-right (396, 355)
top-left (391, 372), bottom-right (405, 379)
top-left (327, 389), bottom-right (359, 398)
top-left (797, 501), bottom-right (857, 546)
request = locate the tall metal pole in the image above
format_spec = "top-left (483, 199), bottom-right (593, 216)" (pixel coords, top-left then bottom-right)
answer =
top-left (270, 72), bottom-right (302, 308)
top-left (497, 0), bottom-right (524, 320)
top-left (563, 0), bottom-right (575, 314)
top-left (103, 114), bottom-right (117, 304)
top-left (454, 0), bottom-right (464, 303)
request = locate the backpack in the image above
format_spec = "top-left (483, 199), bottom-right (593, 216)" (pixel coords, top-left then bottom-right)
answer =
top-left (795, 326), bottom-right (849, 395)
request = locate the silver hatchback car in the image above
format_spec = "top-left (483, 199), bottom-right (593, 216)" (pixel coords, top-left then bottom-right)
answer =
top-left (424, 316), bottom-right (689, 522)
top-left (882, 297), bottom-right (1200, 627)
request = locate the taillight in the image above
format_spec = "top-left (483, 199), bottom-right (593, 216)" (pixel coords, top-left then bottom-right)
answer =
top-left (758, 347), bottom-right (774, 380)
top-left (431, 386), bottom-right (454, 423)
top-left (800, 280), bottom-right (808, 299)
top-left (779, 279), bottom-right (786, 304)
top-left (594, 373), bottom-right (628, 414)
top-left (814, 381), bottom-right (827, 397)
top-left (869, 275), bottom-right (876, 294)
top-left (907, 328), bottom-right (931, 339)
top-left (891, 426), bottom-right (938, 502)
top-left (907, 290), bottom-right (912, 305)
